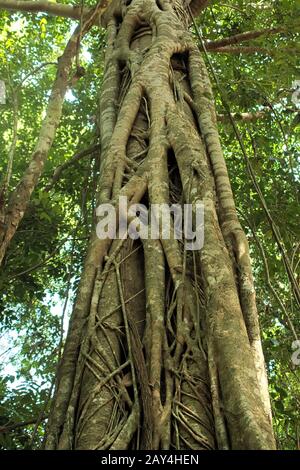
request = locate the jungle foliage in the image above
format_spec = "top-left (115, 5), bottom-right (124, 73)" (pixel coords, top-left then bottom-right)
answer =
top-left (0, 0), bottom-right (299, 450)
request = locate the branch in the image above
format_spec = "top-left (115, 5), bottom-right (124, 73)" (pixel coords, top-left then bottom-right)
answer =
top-left (0, 416), bottom-right (47, 434)
top-left (217, 111), bottom-right (266, 123)
top-left (0, 0), bottom-right (89, 20)
top-left (206, 27), bottom-right (286, 50)
top-left (217, 109), bottom-right (297, 123)
top-left (8, 236), bottom-right (70, 280)
top-left (183, 91), bottom-right (291, 123)
top-left (189, 0), bottom-right (210, 17)
top-left (210, 46), bottom-right (272, 55)
top-left (210, 45), bottom-right (299, 55)
top-left (45, 143), bottom-right (99, 191)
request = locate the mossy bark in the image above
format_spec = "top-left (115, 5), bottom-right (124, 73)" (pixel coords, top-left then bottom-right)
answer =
top-left (45, 0), bottom-right (275, 450)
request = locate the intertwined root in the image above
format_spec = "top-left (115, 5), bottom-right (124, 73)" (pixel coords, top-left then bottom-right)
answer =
top-left (45, 0), bottom-right (275, 450)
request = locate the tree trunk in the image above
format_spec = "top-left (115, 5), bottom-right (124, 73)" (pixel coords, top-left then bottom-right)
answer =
top-left (45, 0), bottom-right (275, 450)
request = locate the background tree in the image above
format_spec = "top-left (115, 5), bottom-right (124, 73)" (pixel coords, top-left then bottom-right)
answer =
top-left (0, 0), bottom-right (299, 450)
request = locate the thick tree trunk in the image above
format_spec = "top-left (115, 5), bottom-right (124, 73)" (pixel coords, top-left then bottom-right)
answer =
top-left (45, 0), bottom-right (275, 450)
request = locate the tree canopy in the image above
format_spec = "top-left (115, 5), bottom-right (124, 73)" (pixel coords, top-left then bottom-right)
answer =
top-left (0, 0), bottom-right (299, 450)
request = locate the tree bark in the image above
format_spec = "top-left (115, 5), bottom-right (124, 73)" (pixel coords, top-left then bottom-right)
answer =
top-left (45, 0), bottom-right (275, 450)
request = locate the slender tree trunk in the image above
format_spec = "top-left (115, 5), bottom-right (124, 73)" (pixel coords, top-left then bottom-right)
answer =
top-left (0, 1), bottom-right (110, 266)
top-left (0, 29), bottom-right (80, 266)
top-left (45, 0), bottom-right (275, 450)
